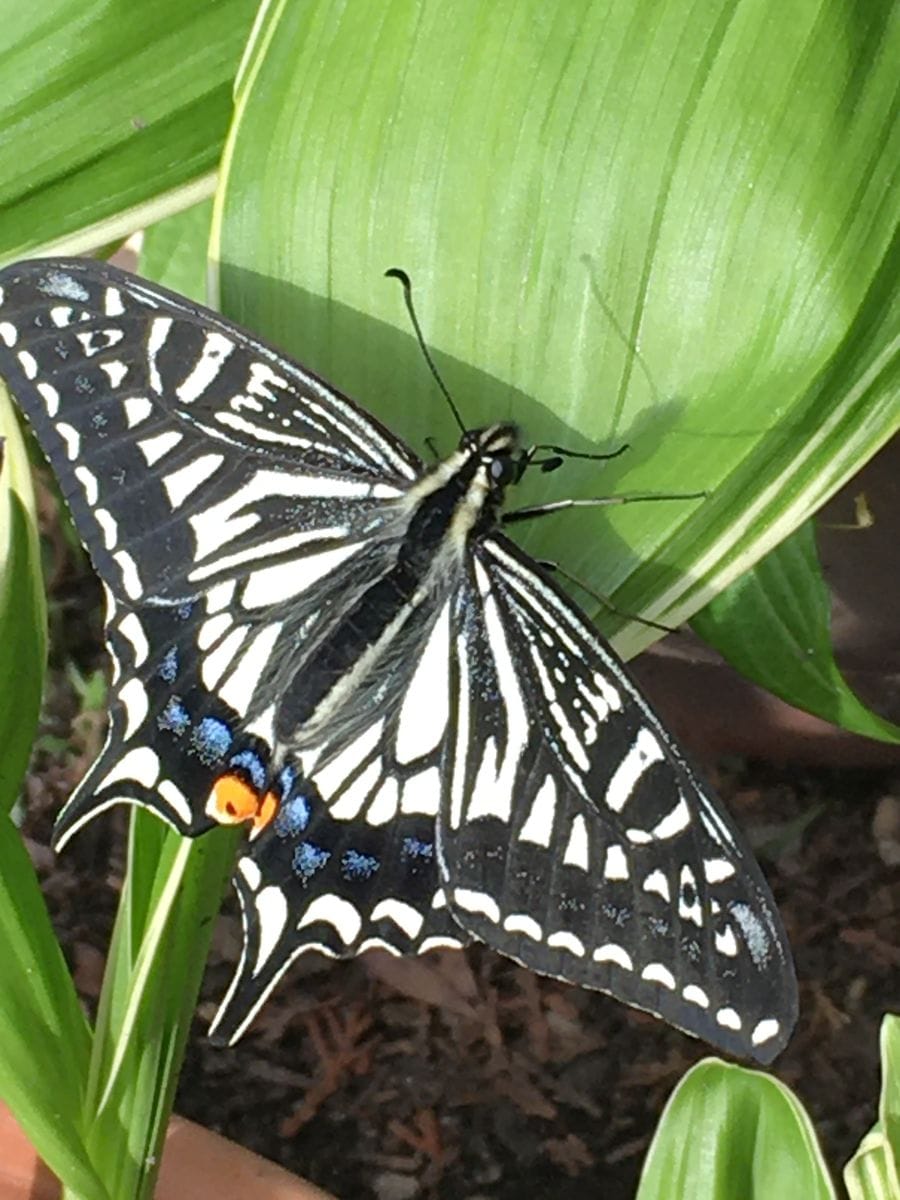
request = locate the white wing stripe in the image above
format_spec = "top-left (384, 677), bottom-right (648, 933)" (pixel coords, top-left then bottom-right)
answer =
top-left (604, 728), bottom-right (665, 814)
top-left (313, 721), bottom-right (384, 797)
top-left (395, 602), bottom-right (450, 764)
top-left (464, 564), bottom-right (528, 827)
top-left (176, 332), bottom-right (235, 404)
top-left (146, 316), bottom-right (172, 393)
top-left (162, 453), bottom-right (224, 508)
top-left (252, 887), bottom-right (289, 976)
top-left (518, 775), bottom-right (557, 846)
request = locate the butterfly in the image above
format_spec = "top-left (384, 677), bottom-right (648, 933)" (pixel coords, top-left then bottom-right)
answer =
top-left (0, 257), bottom-right (797, 1060)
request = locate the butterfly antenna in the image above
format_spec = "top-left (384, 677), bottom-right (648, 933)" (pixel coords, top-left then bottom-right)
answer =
top-left (386, 268), bottom-right (466, 434)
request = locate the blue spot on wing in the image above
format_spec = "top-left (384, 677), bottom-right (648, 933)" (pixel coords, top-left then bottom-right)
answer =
top-left (341, 850), bottom-right (380, 881)
top-left (157, 697), bottom-right (190, 736)
top-left (228, 749), bottom-right (267, 792)
top-left (293, 841), bottom-right (330, 883)
top-left (274, 792), bottom-right (312, 837)
top-left (192, 716), bottom-right (233, 765)
top-left (402, 837), bottom-right (434, 861)
top-left (158, 647), bottom-right (178, 683)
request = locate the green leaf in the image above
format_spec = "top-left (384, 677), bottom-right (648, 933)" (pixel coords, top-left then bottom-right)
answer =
top-left (845, 1015), bottom-right (900, 1200)
top-left (213, 0), bottom-right (899, 670)
top-left (0, 0), bottom-right (256, 263)
top-left (693, 522), bottom-right (900, 743)
top-left (83, 817), bottom-right (237, 1200)
top-left (0, 388), bottom-right (46, 812)
top-left (139, 200), bottom-right (216, 304)
top-left (0, 403), bottom-right (101, 1194)
top-left (0, 819), bottom-right (106, 1199)
top-left (637, 1059), bottom-right (835, 1200)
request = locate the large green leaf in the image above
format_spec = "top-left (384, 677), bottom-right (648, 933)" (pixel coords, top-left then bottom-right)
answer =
top-left (138, 200), bottom-right (215, 305)
top-left (0, 0), bottom-right (256, 263)
top-left (694, 521), bottom-right (900, 742)
top-left (637, 1059), bottom-right (835, 1199)
top-left (214, 0), bottom-right (898, 674)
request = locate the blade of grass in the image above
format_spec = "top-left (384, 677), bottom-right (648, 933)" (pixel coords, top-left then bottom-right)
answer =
top-left (0, 389), bottom-right (46, 810)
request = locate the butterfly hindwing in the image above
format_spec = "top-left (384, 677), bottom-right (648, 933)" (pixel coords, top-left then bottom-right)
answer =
top-left (210, 760), bottom-right (466, 1046)
top-left (438, 534), bottom-right (797, 1062)
top-left (210, 607), bottom-right (464, 1044)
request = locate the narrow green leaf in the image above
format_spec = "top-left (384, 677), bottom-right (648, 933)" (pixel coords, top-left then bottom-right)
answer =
top-left (883, 1018), bottom-right (900, 1181)
top-left (0, 0), bottom-right (256, 262)
top-left (0, 820), bottom-right (106, 1199)
top-left (213, 0), bottom-right (898, 674)
top-left (638, 1059), bottom-right (835, 1200)
top-left (84, 819), bottom-right (237, 1200)
top-left (76, 235), bottom-right (238, 1200)
top-left (694, 522), bottom-right (900, 743)
top-left (845, 1015), bottom-right (900, 1200)
top-left (0, 300), bottom-right (101, 1199)
top-left (0, 389), bottom-right (46, 810)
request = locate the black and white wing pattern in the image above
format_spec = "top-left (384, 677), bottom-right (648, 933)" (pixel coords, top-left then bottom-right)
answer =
top-left (0, 256), bottom-right (797, 1063)
top-left (440, 534), bottom-right (796, 1061)
top-left (0, 257), bottom-right (421, 843)
top-left (209, 749), bottom-right (467, 1046)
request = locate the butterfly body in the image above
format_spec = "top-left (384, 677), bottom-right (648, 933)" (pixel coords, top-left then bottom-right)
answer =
top-left (0, 258), bottom-right (797, 1058)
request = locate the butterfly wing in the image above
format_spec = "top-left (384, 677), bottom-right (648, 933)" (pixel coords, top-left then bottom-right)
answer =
top-left (0, 258), bottom-right (422, 841)
top-left (438, 533), bottom-right (797, 1063)
top-left (208, 601), bottom-right (466, 1045)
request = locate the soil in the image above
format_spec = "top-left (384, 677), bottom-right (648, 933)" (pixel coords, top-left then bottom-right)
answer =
top-left (18, 474), bottom-right (900, 1200)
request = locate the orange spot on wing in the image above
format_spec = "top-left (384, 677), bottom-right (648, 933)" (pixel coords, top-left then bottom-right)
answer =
top-left (209, 774), bottom-right (261, 826)
top-left (207, 774), bottom-right (281, 834)
top-left (254, 790), bottom-right (279, 833)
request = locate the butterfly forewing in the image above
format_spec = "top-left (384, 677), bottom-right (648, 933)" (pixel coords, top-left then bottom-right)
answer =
top-left (0, 259), bottom-right (421, 842)
top-left (0, 257), bottom-right (797, 1062)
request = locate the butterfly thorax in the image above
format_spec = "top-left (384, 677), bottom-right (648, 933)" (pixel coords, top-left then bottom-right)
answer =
top-left (273, 421), bottom-right (521, 751)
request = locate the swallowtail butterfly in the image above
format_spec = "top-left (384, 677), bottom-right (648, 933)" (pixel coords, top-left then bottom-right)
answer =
top-left (0, 258), bottom-right (796, 1060)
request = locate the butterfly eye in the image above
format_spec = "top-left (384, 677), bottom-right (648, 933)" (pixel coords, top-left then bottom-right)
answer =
top-left (489, 455), bottom-right (515, 484)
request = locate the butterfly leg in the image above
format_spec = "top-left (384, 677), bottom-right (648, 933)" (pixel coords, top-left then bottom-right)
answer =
top-left (501, 490), bottom-right (707, 525)
top-left (534, 560), bottom-right (679, 636)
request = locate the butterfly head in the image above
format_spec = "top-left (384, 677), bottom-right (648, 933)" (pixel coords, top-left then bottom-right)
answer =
top-left (460, 422), bottom-right (525, 488)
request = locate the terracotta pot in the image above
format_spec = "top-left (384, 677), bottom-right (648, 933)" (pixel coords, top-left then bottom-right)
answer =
top-left (0, 1102), bottom-right (335, 1200)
